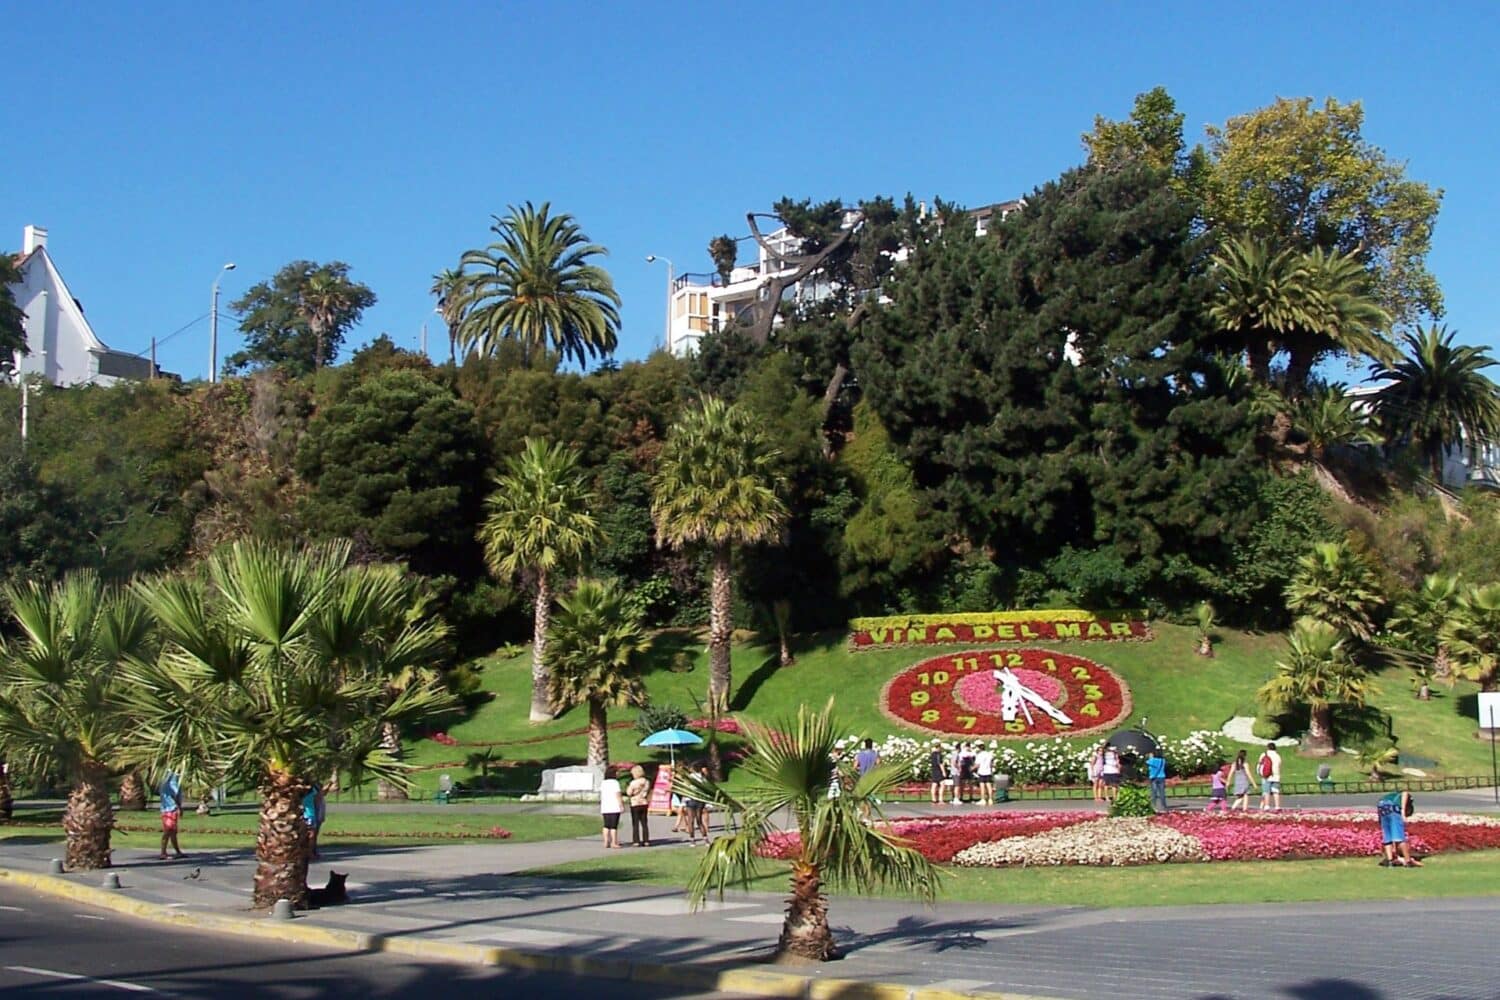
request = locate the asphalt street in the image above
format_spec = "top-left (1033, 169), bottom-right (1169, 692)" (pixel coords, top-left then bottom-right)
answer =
top-left (0, 882), bottom-right (738, 999)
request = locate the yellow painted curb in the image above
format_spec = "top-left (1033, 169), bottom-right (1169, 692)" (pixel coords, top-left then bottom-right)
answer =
top-left (0, 866), bottom-right (1066, 1000)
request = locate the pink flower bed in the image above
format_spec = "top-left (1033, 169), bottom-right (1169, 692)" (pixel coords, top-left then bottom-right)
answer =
top-left (757, 811), bottom-right (1090, 863)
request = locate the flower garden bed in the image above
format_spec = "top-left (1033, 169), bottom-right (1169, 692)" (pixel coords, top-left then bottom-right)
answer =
top-left (761, 810), bottom-right (1500, 868)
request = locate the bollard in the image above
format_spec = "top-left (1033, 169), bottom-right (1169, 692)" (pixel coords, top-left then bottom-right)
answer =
top-left (270, 898), bottom-right (295, 921)
top-left (101, 872), bottom-right (121, 890)
top-left (48, 859), bottom-right (64, 875)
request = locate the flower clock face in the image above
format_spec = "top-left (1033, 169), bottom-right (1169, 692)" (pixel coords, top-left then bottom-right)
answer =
top-left (882, 648), bottom-right (1131, 737)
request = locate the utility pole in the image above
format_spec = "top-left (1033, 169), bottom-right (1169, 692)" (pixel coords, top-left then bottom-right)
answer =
top-left (421, 323), bottom-right (428, 357)
top-left (150, 337), bottom-right (157, 379)
top-left (14, 352), bottom-right (25, 449)
top-left (209, 262), bottom-right (236, 383)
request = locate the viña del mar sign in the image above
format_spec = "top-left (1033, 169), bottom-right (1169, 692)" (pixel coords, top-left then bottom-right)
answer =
top-left (849, 610), bottom-right (1152, 649)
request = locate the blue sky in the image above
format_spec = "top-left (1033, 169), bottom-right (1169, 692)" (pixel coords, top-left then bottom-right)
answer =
top-left (5, 2), bottom-right (1498, 379)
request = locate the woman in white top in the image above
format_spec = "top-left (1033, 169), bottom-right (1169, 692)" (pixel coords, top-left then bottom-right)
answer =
top-left (1100, 746), bottom-right (1123, 803)
top-left (599, 770), bottom-right (623, 849)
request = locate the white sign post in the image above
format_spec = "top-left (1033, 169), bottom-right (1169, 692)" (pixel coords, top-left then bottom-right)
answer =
top-left (1478, 692), bottom-right (1500, 805)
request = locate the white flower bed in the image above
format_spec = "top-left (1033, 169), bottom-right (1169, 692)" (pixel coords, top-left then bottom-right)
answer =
top-left (952, 817), bottom-right (1207, 867)
top-left (837, 730), bottom-right (1228, 783)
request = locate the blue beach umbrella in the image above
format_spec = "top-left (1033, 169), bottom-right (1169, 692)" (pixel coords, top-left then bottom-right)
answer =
top-left (639, 728), bottom-right (704, 769)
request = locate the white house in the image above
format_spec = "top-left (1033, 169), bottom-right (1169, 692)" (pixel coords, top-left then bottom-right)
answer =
top-left (7, 225), bottom-right (152, 386)
top-left (663, 200), bottom-right (1024, 357)
top-left (1344, 382), bottom-right (1500, 492)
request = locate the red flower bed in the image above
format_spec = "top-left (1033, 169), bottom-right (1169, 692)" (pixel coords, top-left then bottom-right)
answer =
top-left (757, 811), bottom-right (1091, 862)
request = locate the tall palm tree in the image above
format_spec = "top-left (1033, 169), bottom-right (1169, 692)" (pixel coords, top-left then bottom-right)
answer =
top-left (298, 266), bottom-right (364, 371)
top-left (1371, 326), bottom-right (1500, 480)
top-left (430, 267), bottom-right (468, 365)
top-left (0, 573), bottom-right (154, 869)
top-left (479, 438), bottom-right (604, 723)
top-left (125, 542), bottom-right (454, 909)
top-left (1389, 572), bottom-right (1463, 686)
top-left (1440, 582), bottom-right (1500, 695)
top-left (1282, 247), bottom-right (1394, 391)
top-left (651, 397), bottom-right (787, 713)
top-left (546, 579), bottom-right (652, 767)
top-left (682, 700), bottom-right (939, 961)
top-left (1259, 618), bottom-right (1370, 755)
top-left (1208, 236), bottom-right (1310, 384)
top-left (1285, 540), bottom-right (1385, 641)
top-left (455, 202), bottom-right (621, 368)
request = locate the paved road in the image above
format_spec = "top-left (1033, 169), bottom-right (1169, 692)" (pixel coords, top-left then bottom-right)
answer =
top-left (0, 882), bottom-right (738, 999)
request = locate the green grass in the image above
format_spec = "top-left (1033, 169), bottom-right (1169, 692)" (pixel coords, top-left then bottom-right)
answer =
top-left (526, 846), bottom-right (1500, 908)
top-left (400, 623), bottom-right (1498, 795)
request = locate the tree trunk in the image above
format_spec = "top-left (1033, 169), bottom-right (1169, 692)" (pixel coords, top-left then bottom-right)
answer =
top-left (64, 762), bottom-right (114, 871)
top-left (1304, 706), bottom-right (1336, 756)
top-left (118, 770), bottom-right (146, 811)
top-left (253, 771), bottom-right (311, 910)
top-left (530, 570), bottom-right (554, 723)
top-left (777, 860), bottom-right (840, 961)
top-left (376, 720), bottom-right (408, 801)
top-left (708, 545), bottom-right (734, 713)
top-left (1246, 340), bottom-right (1272, 384)
top-left (0, 759), bottom-right (12, 822)
top-left (1196, 636), bottom-right (1214, 658)
top-left (587, 699), bottom-right (609, 768)
top-left (1434, 644), bottom-right (1452, 684)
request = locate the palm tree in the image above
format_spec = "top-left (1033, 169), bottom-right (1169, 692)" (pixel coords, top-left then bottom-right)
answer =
top-left (1285, 540), bottom-right (1385, 642)
top-left (455, 203), bottom-right (621, 368)
top-left (546, 579), bottom-right (652, 767)
top-left (1282, 247), bottom-right (1394, 391)
top-left (1371, 326), bottom-right (1500, 480)
top-left (297, 266), bottom-right (365, 371)
top-left (681, 700), bottom-right (939, 961)
top-left (0, 573), bottom-right (154, 869)
top-left (1208, 236), bottom-right (1310, 384)
top-left (1259, 618), bottom-right (1371, 755)
top-left (651, 397), bottom-right (787, 713)
top-left (1291, 384), bottom-right (1381, 463)
top-left (1440, 582), bottom-right (1500, 696)
top-left (708, 234), bottom-right (738, 287)
top-left (479, 438), bottom-right (604, 723)
top-left (125, 542), bottom-right (454, 909)
top-left (1389, 572), bottom-right (1463, 689)
top-left (430, 267), bottom-right (468, 365)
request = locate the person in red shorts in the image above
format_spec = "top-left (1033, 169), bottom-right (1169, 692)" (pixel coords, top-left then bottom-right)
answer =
top-left (159, 770), bottom-right (185, 860)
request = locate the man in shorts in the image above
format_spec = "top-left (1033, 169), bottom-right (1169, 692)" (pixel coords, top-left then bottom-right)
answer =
top-left (159, 770), bottom-right (185, 860)
top-left (1258, 743), bottom-right (1283, 811)
top-left (1378, 789), bottom-right (1422, 867)
top-left (974, 743), bottom-right (996, 806)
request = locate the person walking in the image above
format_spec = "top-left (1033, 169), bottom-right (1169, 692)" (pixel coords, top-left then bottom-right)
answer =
top-left (1207, 762), bottom-right (1228, 812)
top-left (1100, 745), bottom-right (1123, 803)
top-left (956, 742), bottom-right (976, 804)
top-left (929, 745), bottom-right (948, 805)
top-left (1147, 747), bottom-right (1168, 813)
top-left (854, 739), bottom-right (880, 820)
top-left (1229, 749), bottom-right (1256, 811)
top-left (158, 770), bottom-right (185, 860)
top-left (1377, 789), bottom-right (1422, 867)
top-left (599, 769), bottom-right (623, 849)
top-left (302, 782), bottom-right (326, 859)
top-left (691, 762), bottom-right (712, 843)
top-left (1088, 744), bottom-right (1105, 802)
top-left (1258, 743), bottom-right (1283, 811)
top-left (626, 765), bottom-right (651, 847)
top-left (975, 742), bottom-right (996, 806)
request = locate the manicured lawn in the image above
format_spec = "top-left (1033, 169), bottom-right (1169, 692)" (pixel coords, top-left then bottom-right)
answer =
top-left (526, 846), bottom-right (1500, 908)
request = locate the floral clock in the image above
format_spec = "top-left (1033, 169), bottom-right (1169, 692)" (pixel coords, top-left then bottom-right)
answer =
top-left (881, 648), bottom-right (1131, 738)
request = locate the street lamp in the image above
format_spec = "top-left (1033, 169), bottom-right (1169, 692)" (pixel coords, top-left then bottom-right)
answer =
top-left (645, 255), bottom-right (673, 353)
top-left (209, 262), bottom-right (237, 383)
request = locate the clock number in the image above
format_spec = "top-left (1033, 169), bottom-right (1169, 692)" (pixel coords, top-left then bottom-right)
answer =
top-left (957, 715), bottom-right (977, 730)
top-left (1080, 703), bottom-right (1099, 717)
top-left (1041, 657), bottom-right (1057, 672)
top-left (910, 690), bottom-right (930, 707)
top-left (952, 656), bottom-right (978, 671)
top-left (921, 709), bottom-right (940, 723)
top-left (1071, 666), bottom-right (1091, 680)
top-left (1084, 684), bottom-right (1103, 700)
top-left (1005, 719), bottom-right (1026, 733)
top-left (917, 670), bottom-right (951, 686)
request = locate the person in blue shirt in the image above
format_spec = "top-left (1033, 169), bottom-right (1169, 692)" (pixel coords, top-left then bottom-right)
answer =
top-left (1378, 790), bottom-right (1422, 867)
top-left (1147, 748), bottom-right (1168, 813)
top-left (159, 771), bottom-right (185, 860)
top-left (302, 783), bottom-right (326, 859)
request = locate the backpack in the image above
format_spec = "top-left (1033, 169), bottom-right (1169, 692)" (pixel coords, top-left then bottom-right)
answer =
top-left (1258, 754), bottom-right (1273, 778)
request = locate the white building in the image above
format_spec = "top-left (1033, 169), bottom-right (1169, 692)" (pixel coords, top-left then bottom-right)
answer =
top-left (664, 200), bottom-right (1024, 357)
top-left (7, 225), bottom-right (152, 386)
top-left (1345, 382), bottom-right (1500, 492)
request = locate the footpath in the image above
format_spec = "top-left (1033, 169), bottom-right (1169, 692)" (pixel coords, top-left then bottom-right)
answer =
top-left (3, 790), bottom-right (1500, 1000)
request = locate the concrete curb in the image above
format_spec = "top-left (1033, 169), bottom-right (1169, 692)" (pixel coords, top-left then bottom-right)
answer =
top-left (0, 866), bottom-right (1060, 1000)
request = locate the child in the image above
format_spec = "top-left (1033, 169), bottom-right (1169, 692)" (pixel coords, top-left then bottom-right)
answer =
top-left (1207, 763), bottom-right (1228, 812)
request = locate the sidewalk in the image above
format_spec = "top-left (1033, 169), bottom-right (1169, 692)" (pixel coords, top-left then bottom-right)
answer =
top-left (3, 795), bottom-right (1500, 1000)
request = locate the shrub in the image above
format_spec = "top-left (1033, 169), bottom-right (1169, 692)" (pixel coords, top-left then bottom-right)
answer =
top-left (1251, 717), bottom-right (1283, 741)
top-left (1110, 784), bottom-right (1156, 818)
top-left (635, 701), bottom-right (689, 738)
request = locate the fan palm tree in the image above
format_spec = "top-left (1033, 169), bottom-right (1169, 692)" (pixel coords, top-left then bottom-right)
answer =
top-left (0, 573), bottom-right (155, 869)
top-left (651, 397), bottom-right (787, 713)
top-left (430, 267), bottom-right (468, 365)
top-left (125, 542), bottom-right (455, 909)
top-left (479, 438), bottom-right (604, 723)
top-left (297, 266), bottom-right (365, 371)
top-left (546, 579), bottom-right (652, 767)
top-left (1440, 582), bottom-right (1500, 695)
top-left (1259, 618), bottom-right (1371, 755)
top-left (1370, 326), bottom-right (1500, 480)
top-left (455, 203), bottom-right (621, 368)
top-left (681, 700), bottom-right (939, 962)
top-left (1388, 572), bottom-right (1463, 687)
top-left (1285, 540), bottom-right (1385, 642)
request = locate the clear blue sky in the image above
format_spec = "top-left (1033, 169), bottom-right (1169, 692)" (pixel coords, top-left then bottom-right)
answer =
top-left (5, 2), bottom-right (1498, 379)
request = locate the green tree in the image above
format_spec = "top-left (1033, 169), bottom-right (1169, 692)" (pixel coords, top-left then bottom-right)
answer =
top-left (456, 203), bottom-right (621, 368)
top-left (1285, 540), bottom-right (1385, 641)
top-left (430, 267), bottom-right (467, 365)
top-left (0, 251), bottom-right (26, 367)
top-left (126, 542), bottom-right (454, 908)
top-left (479, 438), bottom-right (604, 722)
top-left (1441, 583), bottom-right (1500, 694)
top-left (1202, 96), bottom-right (1443, 324)
top-left (651, 397), bottom-right (787, 712)
top-left (1259, 618), bottom-right (1370, 754)
top-left (0, 573), bottom-right (155, 869)
top-left (546, 579), bottom-right (652, 766)
top-left (682, 700), bottom-right (939, 961)
top-left (1291, 384), bottom-right (1380, 463)
top-left (1370, 326), bottom-right (1500, 480)
top-left (295, 370), bottom-right (485, 576)
top-left (1083, 85), bottom-right (1194, 176)
top-left (1388, 572), bottom-right (1462, 686)
top-left (227, 261), bottom-right (376, 375)
top-left (0, 452), bottom-right (91, 590)
top-left (707, 234), bottom-right (738, 286)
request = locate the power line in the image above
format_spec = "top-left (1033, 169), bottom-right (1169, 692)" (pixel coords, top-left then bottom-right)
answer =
top-left (119, 312), bottom-right (212, 359)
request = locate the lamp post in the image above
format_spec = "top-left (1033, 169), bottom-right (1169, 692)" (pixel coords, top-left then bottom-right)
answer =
top-left (209, 262), bottom-right (237, 383)
top-left (645, 255), bottom-right (673, 353)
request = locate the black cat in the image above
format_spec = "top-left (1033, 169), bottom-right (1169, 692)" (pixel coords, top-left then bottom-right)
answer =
top-left (307, 871), bottom-right (349, 907)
